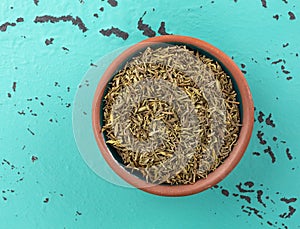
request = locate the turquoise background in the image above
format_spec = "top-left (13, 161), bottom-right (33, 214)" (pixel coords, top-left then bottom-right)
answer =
top-left (1, 0), bottom-right (299, 228)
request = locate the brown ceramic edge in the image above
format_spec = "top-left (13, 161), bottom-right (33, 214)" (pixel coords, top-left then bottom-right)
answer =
top-left (92, 35), bottom-right (254, 197)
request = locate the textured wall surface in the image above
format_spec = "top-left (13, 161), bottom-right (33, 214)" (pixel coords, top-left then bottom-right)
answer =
top-left (1, 0), bottom-right (300, 228)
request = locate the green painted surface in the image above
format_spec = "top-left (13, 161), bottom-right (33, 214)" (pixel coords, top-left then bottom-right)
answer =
top-left (1, 0), bottom-right (299, 228)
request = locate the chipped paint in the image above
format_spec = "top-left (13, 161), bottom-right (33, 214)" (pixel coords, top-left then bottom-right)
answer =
top-left (0, 0), bottom-right (299, 228)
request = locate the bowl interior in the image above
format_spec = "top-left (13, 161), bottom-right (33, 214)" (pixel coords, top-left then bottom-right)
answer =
top-left (99, 42), bottom-right (243, 184)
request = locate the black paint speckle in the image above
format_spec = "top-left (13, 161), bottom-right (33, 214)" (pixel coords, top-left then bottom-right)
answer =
top-left (76, 211), bottom-right (82, 216)
top-left (282, 70), bottom-right (290, 74)
top-left (18, 110), bottom-right (25, 115)
top-left (16, 18), bottom-right (24, 23)
top-left (252, 152), bottom-right (260, 156)
top-left (107, 0), bottom-right (118, 7)
top-left (34, 0), bottom-right (39, 6)
top-left (100, 27), bottom-right (129, 40)
top-left (286, 148), bottom-right (293, 160)
top-left (236, 183), bottom-right (255, 193)
top-left (257, 131), bottom-right (267, 145)
top-left (261, 0), bottom-right (267, 8)
top-left (34, 15), bottom-right (88, 33)
top-left (221, 189), bottom-right (229, 197)
top-left (271, 59), bottom-right (283, 65)
top-left (62, 47), bottom-right (69, 51)
top-left (137, 11), bottom-right (156, 37)
top-left (0, 22), bottom-right (16, 32)
top-left (12, 82), bottom-right (17, 92)
top-left (158, 22), bottom-right (170, 35)
top-left (258, 111), bottom-right (265, 123)
top-left (45, 38), bottom-right (54, 46)
top-left (31, 156), bottom-right (38, 163)
top-left (282, 223), bottom-right (288, 229)
top-left (43, 197), bottom-right (49, 203)
top-left (3, 159), bottom-right (11, 166)
top-left (244, 181), bottom-right (254, 188)
top-left (273, 14), bottom-right (280, 20)
top-left (288, 11), bottom-right (296, 20)
top-left (240, 195), bottom-right (251, 204)
top-left (283, 43), bottom-right (289, 48)
top-left (265, 114), bottom-right (275, 127)
top-left (245, 206), bottom-right (263, 219)
top-left (27, 128), bottom-right (35, 136)
top-left (264, 146), bottom-right (276, 163)
top-left (280, 197), bottom-right (297, 204)
top-left (279, 206), bottom-right (296, 218)
top-left (257, 190), bottom-right (266, 207)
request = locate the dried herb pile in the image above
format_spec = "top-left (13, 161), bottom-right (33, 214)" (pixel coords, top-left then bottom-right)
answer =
top-left (102, 45), bottom-right (241, 185)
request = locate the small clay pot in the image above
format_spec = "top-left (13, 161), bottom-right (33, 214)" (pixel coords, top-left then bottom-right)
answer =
top-left (92, 35), bottom-right (254, 196)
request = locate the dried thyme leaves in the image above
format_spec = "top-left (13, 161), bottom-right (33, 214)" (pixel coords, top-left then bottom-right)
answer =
top-left (102, 45), bottom-right (240, 185)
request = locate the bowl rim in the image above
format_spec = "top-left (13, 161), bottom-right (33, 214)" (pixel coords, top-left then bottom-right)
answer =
top-left (92, 35), bottom-right (254, 196)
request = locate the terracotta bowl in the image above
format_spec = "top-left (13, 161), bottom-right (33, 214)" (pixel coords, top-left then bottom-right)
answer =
top-left (92, 35), bottom-right (254, 196)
